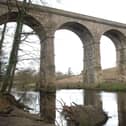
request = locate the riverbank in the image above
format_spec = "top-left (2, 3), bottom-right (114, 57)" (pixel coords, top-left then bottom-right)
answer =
top-left (13, 73), bottom-right (126, 92)
top-left (56, 76), bottom-right (126, 92)
top-left (88, 82), bottom-right (126, 92)
top-left (0, 93), bottom-right (54, 126)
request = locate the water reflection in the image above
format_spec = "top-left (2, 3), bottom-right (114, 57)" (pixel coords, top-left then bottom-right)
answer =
top-left (12, 91), bottom-right (40, 114)
top-left (40, 91), bottom-right (56, 123)
top-left (13, 90), bottom-right (56, 123)
top-left (101, 92), bottom-right (118, 126)
top-left (84, 90), bottom-right (101, 107)
top-left (56, 90), bottom-right (83, 125)
top-left (117, 92), bottom-right (126, 126)
top-left (56, 90), bottom-right (118, 126)
top-left (12, 89), bottom-right (126, 126)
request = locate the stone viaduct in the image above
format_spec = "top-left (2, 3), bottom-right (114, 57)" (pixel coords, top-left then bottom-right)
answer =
top-left (0, 1), bottom-right (126, 88)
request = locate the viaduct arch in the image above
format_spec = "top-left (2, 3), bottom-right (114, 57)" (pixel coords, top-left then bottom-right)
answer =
top-left (0, 1), bottom-right (126, 87)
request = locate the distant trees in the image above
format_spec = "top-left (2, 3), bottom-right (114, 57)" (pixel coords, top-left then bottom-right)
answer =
top-left (56, 67), bottom-right (73, 80)
top-left (14, 69), bottom-right (38, 89)
top-left (67, 67), bottom-right (73, 76)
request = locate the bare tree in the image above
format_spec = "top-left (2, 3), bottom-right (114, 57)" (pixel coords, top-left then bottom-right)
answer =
top-left (1, 0), bottom-right (29, 93)
top-left (0, 24), bottom-right (7, 83)
top-left (0, 0), bottom-right (11, 86)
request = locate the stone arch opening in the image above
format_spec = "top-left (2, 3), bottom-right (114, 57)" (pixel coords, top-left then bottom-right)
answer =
top-left (55, 22), bottom-right (96, 83)
top-left (54, 29), bottom-right (83, 75)
top-left (0, 12), bottom-right (46, 89)
top-left (0, 12), bottom-right (46, 40)
top-left (101, 29), bottom-right (126, 80)
top-left (100, 35), bottom-right (116, 70)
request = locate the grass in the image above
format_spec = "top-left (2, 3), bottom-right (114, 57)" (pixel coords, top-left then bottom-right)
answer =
top-left (83, 82), bottom-right (126, 92)
top-left (56, 82), bottom-right (83, 89)
top-left (56, 82), bottom-right (126, 92)
top-left (14, 80), bottom-right (126, 92)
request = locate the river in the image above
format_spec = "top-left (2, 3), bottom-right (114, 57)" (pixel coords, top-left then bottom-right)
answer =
top-left (12, 89), bottom-right (126, 126)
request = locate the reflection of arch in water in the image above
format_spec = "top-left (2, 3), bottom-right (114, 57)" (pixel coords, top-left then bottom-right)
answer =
top-left (117, 93), bottom-right (126, 126)
top-left (84, 90), bottom-right (102, 108)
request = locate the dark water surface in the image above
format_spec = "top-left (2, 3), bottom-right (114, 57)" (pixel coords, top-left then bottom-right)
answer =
top-left (12, 89), bottom-right (126, 126)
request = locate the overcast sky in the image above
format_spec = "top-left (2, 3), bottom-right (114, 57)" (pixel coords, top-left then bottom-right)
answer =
top-left (51, 0), bottom-right (126, 23)
top-left (30, 0), bottom-right (126, 23)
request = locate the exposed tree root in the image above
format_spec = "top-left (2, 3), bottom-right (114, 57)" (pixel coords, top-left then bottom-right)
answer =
top-left (62, 104), bottom-right (108, 126)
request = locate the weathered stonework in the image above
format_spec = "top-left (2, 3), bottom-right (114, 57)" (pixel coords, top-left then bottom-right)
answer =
top-left (0, 1), bottom-right (126, 85)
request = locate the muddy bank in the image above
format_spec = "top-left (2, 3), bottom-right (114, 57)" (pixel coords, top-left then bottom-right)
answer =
top-left (0, 115), bottom-right (54, 126)
top-left (0, 93), bottom-right (54, 126)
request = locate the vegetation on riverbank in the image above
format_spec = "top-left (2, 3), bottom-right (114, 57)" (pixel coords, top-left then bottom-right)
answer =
top-left (90, 82), bottom-right (126, 92)
top-left (56, 82), bottom-right (126, 92)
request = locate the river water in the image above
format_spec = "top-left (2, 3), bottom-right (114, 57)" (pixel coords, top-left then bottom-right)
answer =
top-left (12, 89), bottom-right (126, 126)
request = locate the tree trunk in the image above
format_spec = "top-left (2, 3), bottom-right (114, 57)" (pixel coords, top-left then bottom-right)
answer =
top-left (0, 23), bottom-right (7, 87)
